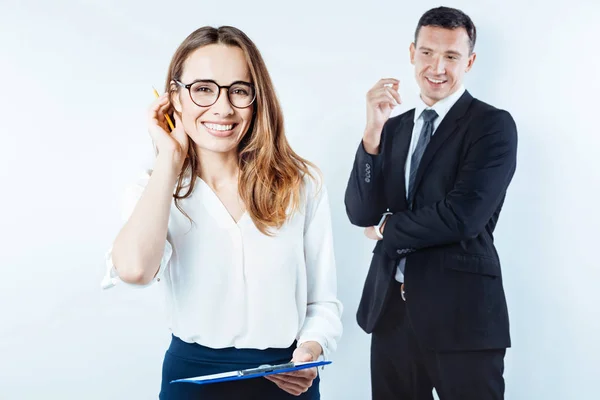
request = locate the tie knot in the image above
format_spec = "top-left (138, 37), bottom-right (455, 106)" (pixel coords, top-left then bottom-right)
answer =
top-left (421, 109), bottom-right (438, 123)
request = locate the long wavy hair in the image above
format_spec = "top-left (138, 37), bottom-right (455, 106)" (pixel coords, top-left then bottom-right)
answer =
top-left (163, 26), bottom-right (317, 235)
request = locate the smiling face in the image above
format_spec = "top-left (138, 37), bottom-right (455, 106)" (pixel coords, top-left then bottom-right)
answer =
top-left (410, 25), bottom-right (476, 106)
top-left (171, 44), bottom-right (254, 156)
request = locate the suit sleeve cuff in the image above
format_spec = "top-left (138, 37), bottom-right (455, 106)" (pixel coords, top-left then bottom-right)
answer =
top-left (381, 213), bottom-right (417, 259)
top-left (356, 141), bottom-right (383, 184)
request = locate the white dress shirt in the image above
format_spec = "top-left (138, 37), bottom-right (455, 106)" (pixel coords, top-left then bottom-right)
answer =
top-left (395, 85), bottom-right (466, 282)
top-left (102, 169), bottom-right (343, 358)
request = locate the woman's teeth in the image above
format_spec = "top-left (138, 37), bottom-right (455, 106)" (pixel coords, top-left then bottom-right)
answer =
top-left (203, 123), bottom-right (234, 131)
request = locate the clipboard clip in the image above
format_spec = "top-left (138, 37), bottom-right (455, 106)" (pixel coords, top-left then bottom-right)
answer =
top-left (239, 362), bottom-right (295, 376)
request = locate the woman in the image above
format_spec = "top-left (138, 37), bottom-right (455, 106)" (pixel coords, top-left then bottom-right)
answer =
top-left (102, 26), bottom-right (343, 399)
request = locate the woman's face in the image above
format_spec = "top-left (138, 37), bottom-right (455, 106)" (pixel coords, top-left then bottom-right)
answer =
top-left (172, 44), bottom-right (255, 155)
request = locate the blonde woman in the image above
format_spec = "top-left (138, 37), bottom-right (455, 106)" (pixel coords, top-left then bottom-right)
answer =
top-left (102, 26), bottom-right (342, 399)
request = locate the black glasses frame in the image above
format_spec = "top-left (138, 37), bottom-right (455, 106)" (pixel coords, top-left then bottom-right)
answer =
top-left (173, 79), bottom-right (257, 109)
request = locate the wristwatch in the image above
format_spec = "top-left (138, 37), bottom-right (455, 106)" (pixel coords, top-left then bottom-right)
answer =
top-left (374, 212), bottom-right (393, 239)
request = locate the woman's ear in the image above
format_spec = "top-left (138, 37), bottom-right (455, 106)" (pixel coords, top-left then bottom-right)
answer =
top-left (170, 81), bottom-right (183, 113)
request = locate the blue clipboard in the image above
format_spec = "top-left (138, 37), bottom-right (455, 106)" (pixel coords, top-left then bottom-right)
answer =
top-left (170, 360), bottom-right (332, 385)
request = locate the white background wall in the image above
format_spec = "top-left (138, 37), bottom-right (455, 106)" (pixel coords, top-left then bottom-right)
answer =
top-left (1, 0), bottom-right (598, 398)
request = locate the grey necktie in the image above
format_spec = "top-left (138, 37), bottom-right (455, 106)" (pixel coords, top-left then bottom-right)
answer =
top-left (407, 109), bottom-right (438, 208)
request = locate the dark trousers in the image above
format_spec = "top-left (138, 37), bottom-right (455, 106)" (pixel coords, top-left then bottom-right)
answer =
top-left (160, 335), bottom-right (320, 400)
top-left (371, 282), bottom-right (506, 400)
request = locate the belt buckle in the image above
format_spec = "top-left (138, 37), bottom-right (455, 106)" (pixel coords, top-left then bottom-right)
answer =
top-left (401, 283), bottom-right (406, 301)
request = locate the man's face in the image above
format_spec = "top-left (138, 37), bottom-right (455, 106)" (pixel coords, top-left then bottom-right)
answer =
top-left (410, 26), bottom-right (476, 106)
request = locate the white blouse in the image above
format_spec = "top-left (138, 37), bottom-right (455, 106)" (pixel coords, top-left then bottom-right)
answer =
top-left (102, 169), bottom-right (343, 358)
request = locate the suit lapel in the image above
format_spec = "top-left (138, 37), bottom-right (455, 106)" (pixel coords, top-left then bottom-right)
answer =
top-left (386, 110), bottom-right (414, 210)
top-left (412, 91), bottom-right (474, 196)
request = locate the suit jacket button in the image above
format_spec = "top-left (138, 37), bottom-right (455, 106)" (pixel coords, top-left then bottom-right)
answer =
top-left (365, 178), bottom-right (370, 183)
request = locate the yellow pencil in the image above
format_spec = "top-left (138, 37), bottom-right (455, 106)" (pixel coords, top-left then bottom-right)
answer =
top-left (152, 87), bottom-right (175, 132)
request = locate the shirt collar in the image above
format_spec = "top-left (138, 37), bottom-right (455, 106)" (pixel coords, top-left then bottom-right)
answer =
top-left (414, 85), bottom-right (466, 123)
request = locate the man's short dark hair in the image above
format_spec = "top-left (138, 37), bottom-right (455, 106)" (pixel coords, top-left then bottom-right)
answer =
top-left (415, 6), bottom-right (477, 53)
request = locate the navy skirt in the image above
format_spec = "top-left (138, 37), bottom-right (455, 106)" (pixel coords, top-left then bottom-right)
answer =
top-left (159, 335), bottom-right (320, 399)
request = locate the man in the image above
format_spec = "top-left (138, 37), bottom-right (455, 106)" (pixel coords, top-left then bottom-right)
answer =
top-left (344, 6), bottom-right (517, 400)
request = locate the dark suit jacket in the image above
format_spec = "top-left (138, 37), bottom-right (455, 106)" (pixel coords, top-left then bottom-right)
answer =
top-left (344, 90), bottom-right (517, 352)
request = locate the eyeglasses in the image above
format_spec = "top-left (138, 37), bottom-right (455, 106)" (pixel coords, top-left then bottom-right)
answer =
top-left (173, 79), bottom-right (256, 109)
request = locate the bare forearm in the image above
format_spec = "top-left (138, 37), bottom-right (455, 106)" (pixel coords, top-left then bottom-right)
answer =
top-left (111, 156), bottom-right (181, 284)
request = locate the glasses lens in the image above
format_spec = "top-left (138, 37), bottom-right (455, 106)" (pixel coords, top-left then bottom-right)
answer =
top-left (228, 83), bottom-right (256, 108)
top-left (190, 81), bottom-right (219, 107)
